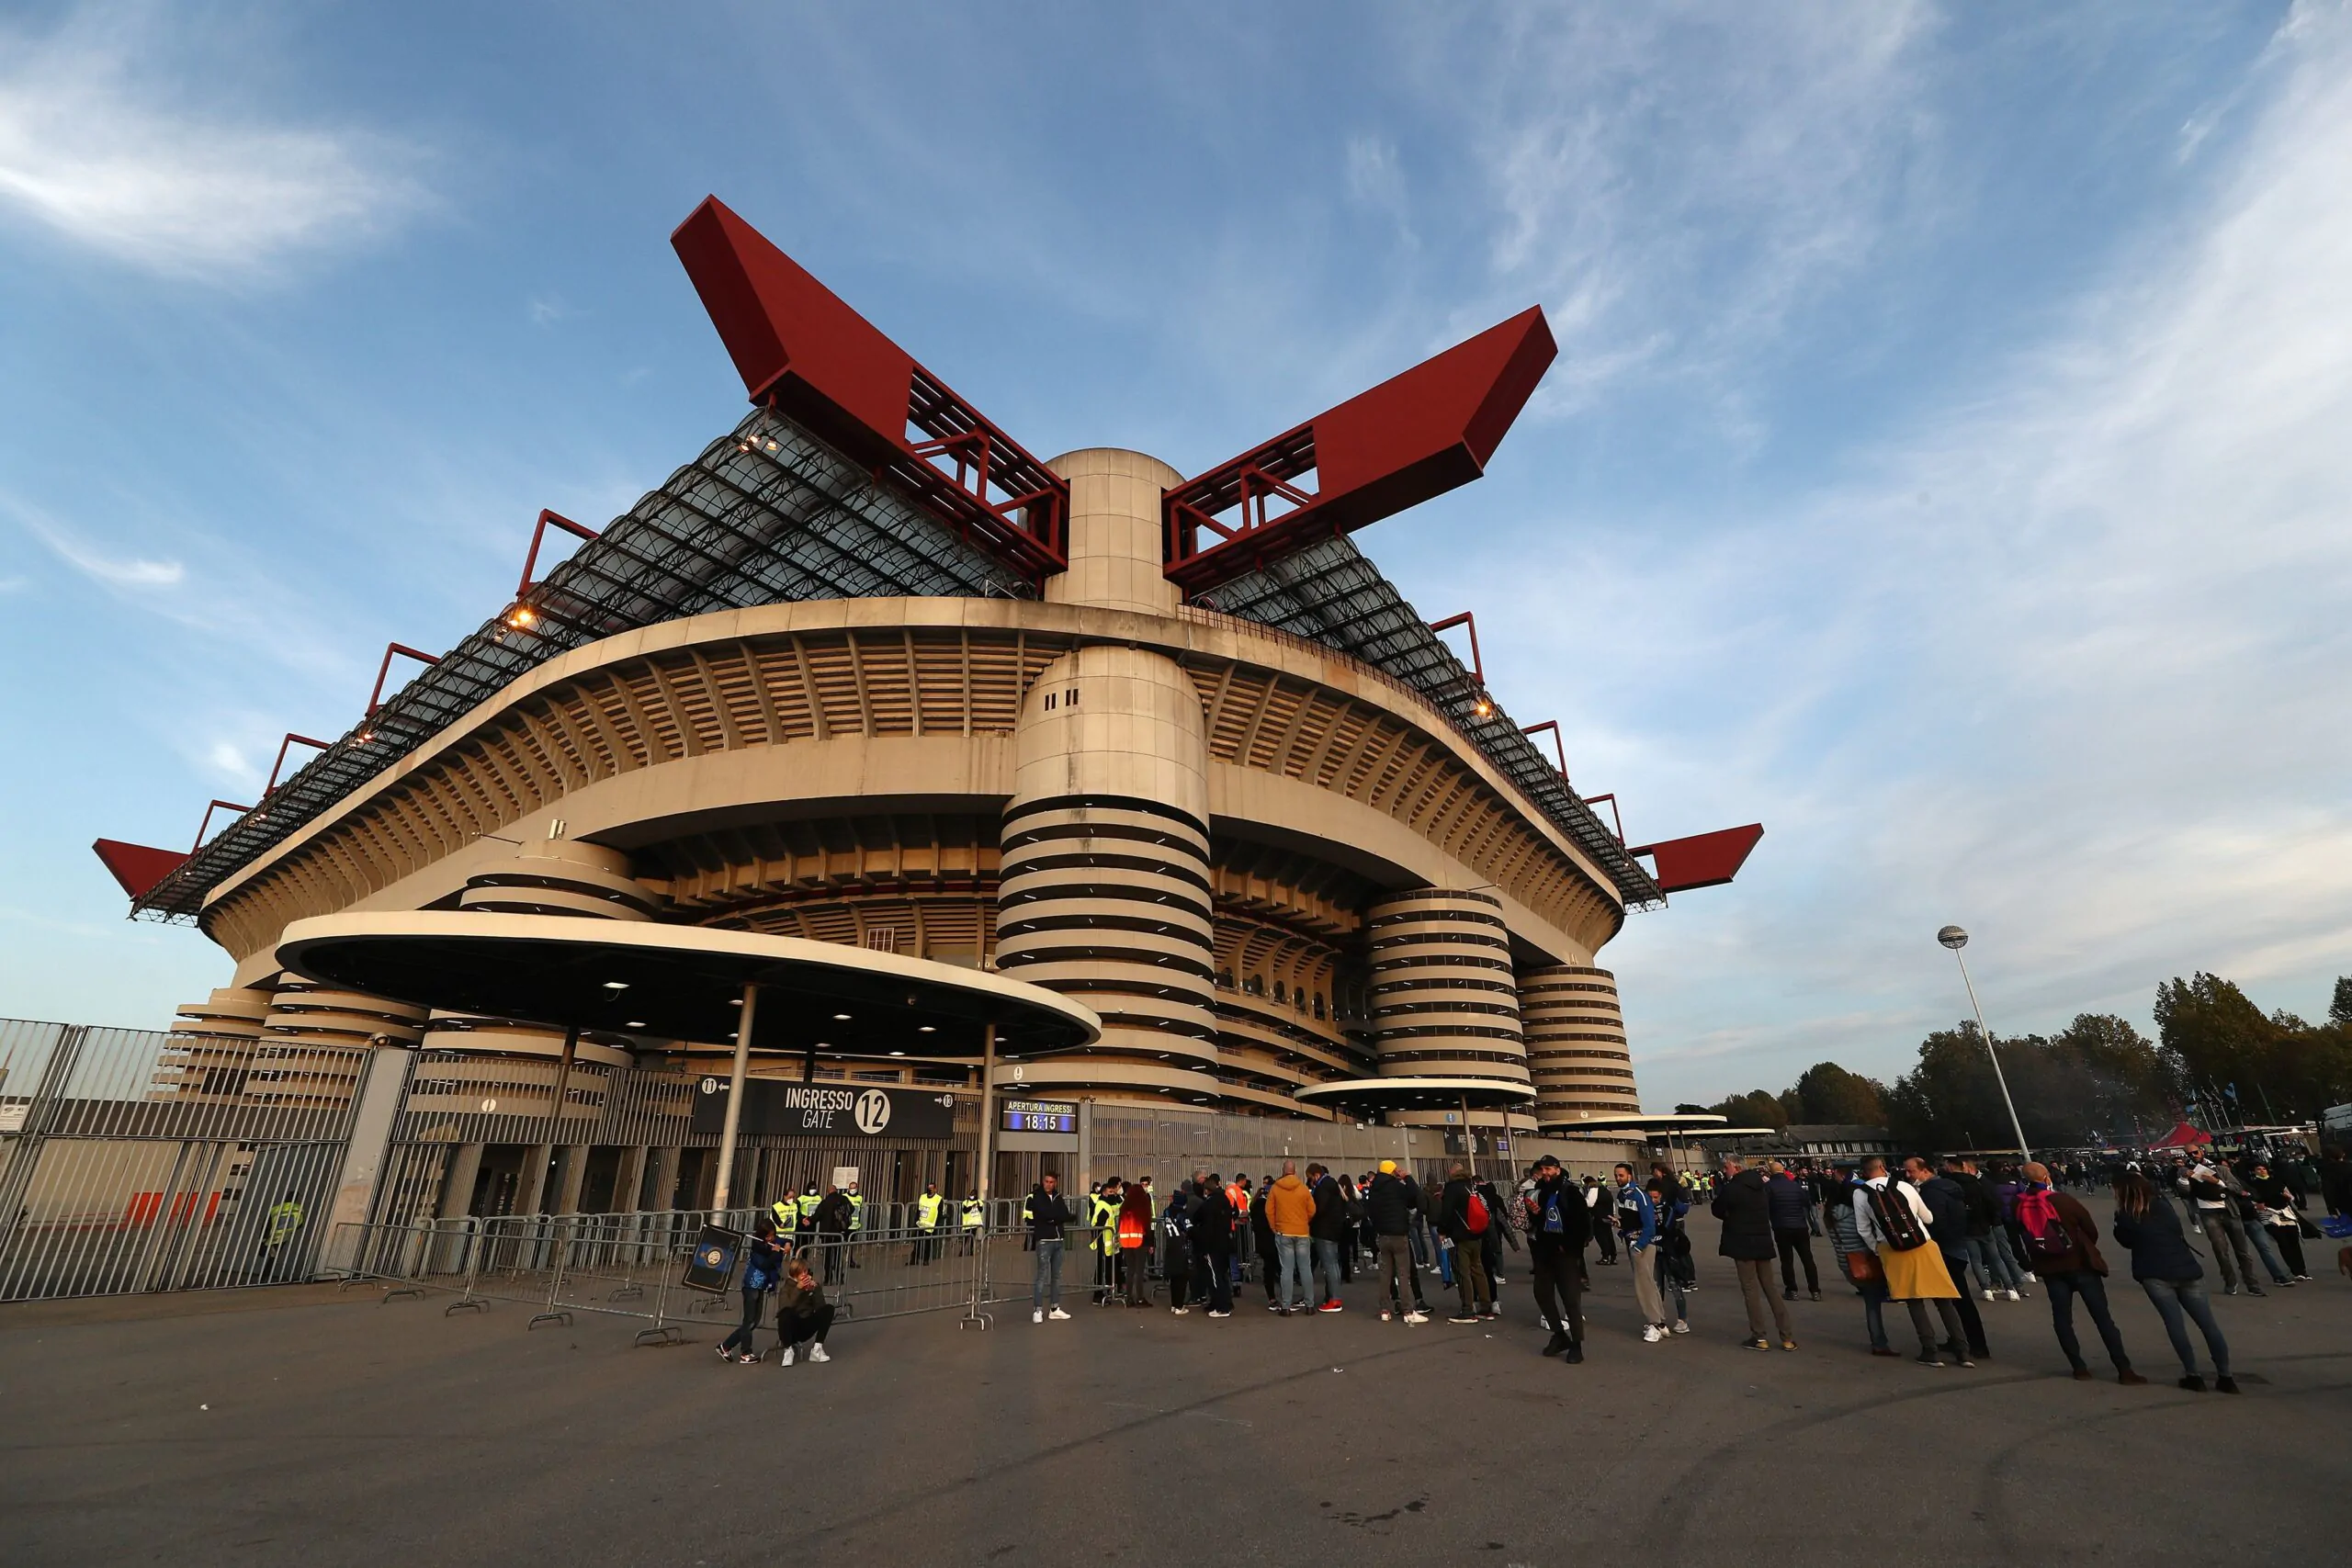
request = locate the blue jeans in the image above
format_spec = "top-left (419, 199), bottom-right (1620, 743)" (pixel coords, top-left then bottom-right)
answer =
top-left (1311, 1237), bottom-right (1343, 1304)
top-left (1033, 1238), bottom-right (1064, 1310)
top-left (2141, 1277), bottom-right (2230, 1378)
top-left (1857, 1277), bottom-right (1891, 1350)
top-left (1966, 1234), bottom-right (2022, 1292)
top-left (1275, 1234), bottom-right (1312, 1306)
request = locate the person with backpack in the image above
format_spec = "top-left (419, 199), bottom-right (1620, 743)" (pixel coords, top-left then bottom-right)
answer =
top-left (1908, 1157), bottom-right (1990, 1362)
top-left (1522, 1155), bottom-right (1591, 1362)
top-left (1476, 1175), bottom-right (1517, 1307)
top-left (2008, 1160), bottom-right (2144, 1384)
top-left (1160, 1185), bottom-right (1195, 1314)
top-left (1827, 1168), bottom-right (1897, 1357)
top-left (1440, 1163), bottom-right (1496, 1322)
top-left (1852, 1156), bottom-right (1971, 1367)
top-left (1713, 1155), bottom-right (1794, 1351)
top-left (2110, 1170), bottom-right (2236, 1393)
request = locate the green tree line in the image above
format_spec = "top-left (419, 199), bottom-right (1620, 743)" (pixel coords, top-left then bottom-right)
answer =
top-left (1682, 973), bottom-right (2352, 1151)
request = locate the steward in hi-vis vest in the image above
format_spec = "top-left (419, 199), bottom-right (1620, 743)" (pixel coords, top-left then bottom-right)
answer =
top-left (1090, 1180), bottom-right (1122, 1303)
top-left (910, 1184), bottom-right (945, 1265)
top-left (960, 1194), bottom-right (984, 1254)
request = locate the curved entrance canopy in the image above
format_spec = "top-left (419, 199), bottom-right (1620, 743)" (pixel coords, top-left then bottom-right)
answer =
top-left (1530, 1111), bottom-right (1728, 1134)
top-left (275, 910), bottom-right (1100, 1059)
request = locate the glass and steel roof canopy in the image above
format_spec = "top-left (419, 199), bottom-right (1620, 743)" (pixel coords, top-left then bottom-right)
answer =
top-left (275, 911), bottom-right (1100, 1058)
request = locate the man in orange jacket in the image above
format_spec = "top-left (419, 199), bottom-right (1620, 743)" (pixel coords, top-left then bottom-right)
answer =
top-left (1265, 1161), bottom-right (1317, 1315)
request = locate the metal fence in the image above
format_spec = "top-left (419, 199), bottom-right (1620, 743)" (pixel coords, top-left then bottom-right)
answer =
top-left (319, 1207), bottom-right (1113, 1344)
top-left (0, 1018), bottom-right (368, 1302)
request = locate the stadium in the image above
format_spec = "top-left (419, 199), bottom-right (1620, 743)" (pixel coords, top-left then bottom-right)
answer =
top-left (88, 197), bottom-right (1759, 1233)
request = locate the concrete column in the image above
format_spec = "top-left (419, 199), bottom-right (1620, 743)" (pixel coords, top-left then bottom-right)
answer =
top-left (324, 1044), bottom-right (414, 1234)
top-left (1520, 964), bottom-right (1641, 1127)
top-left (650, 1146), bottom-right (681, 1213)
top-left (615, 1145), bottom-right (649, 1213)
top-left (998, 449), bottom-right (1221, 1112)
top-left (551, 1143), bottom-right (590, 1216)
top-left (438, 1143), bottom-right (484, 1219)
top-left (514, 1143), bottom-right (554, 1216)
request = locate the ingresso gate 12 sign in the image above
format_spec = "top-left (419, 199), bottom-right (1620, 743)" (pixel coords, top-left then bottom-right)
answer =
top-left (1001, 1098), bottom-right (1078, 1134)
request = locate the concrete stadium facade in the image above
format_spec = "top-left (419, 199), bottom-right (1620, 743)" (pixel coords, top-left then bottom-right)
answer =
top-left (171, 447), bottom-right (1642, 1145)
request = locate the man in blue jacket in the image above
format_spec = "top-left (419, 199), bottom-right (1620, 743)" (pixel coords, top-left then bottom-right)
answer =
top-left (1765, 1160), bottom-right (1820, 1302)
top-left (1613, 1163), bottom-right (1668, 1342)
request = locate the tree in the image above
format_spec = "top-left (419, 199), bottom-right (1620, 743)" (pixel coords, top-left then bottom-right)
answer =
top-left (1706, 1089), bottom-right (1789, 1131)
top-left (2331, 976), bottom-right (2352, 1030)
top-left (2156, 972), bottom-right (2352, 1122)
top-left (1784, 1061), bottom-right (1887, 1125)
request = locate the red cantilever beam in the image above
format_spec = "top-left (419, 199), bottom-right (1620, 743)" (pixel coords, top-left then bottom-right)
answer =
top-left (93, 839), bottom-right (189, 902)
top-left (1165, 307), bottom-right (1557, 594)
top-left (671, 196), bottom-right (1068, 583)
top-left (1627, 824), bottom-right (1764, 895)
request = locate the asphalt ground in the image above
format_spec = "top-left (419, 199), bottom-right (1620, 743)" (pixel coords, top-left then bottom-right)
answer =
top-left (4, 1214), bottom-right (2347, 1567)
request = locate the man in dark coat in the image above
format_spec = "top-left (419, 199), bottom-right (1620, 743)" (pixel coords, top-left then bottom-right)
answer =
top-left (1711, 1155), bottom-right (1792, 1349)
top-left (1187, 1173), bottom-right (1235, 1317)
top-left (1910, 1157), bottom-right (1991, 1359)
top-left (1522, 1155), bottom-right (1592, 1362)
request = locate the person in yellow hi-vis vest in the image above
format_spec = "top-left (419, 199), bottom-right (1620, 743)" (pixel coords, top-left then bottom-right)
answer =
top-left (259, 1193), bottom-right (304, 1278)
top-left (910, 1182), bottom-right (945, 1265)
top-left (959, 1193), bottom-right (984, 1256)
top-left (1090, 1179), bottom-right (1122, 1305)
top-left (844, 1182), bottom-right (865, 1269)
top-left (796, 1185), bottom-right (821, 1242)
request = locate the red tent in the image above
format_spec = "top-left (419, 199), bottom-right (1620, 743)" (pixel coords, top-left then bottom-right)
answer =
top-left (2151, 1121), bottom-right (2213, 1149)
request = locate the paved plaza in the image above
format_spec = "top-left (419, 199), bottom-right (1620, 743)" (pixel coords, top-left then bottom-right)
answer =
top-left (4, 1216), bottom-right (2346, 1567)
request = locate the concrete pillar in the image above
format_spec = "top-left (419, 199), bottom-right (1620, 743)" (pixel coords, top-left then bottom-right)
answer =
top-left (1520, 964), bottom-right (1642, 1128)
top-left (1368, 889), bottom-right (1531, 1134)
top-left (324, 1044), bottom-right (414, 1234)
top-left (439, 1143), bottom-right (484, 1219)
top-left (552, 1143), bottom-right (590, 1216)
top-left (998, 450), bottom-right (1221, 1111)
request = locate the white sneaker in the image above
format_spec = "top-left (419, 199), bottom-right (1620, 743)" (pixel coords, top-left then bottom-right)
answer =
top-left (1170, 1305), bottom-right (1188, 1314)
top-left (1048, 1307), bottom-right (1070, 1321)
top-left (1403, 1311), bottom-right (1428, 1325)
top-left (1033, 1310), bottom-right (1044, 1324)
top-left (1643, 1325), bottom-right (1664, 1343)
top-left (776, 1346), bottom-right (795, 1367)
top-left (1670, 1321), bottom-right (1690, 1336)
top-left (2021, 1272), bottom-right (2038, 1283)
top-left (2004, 1289), bottom-right (2021, 1302)
top-left (1982, 1289), bottom-right (1996, 1301)
top-left (1379, 1310), bottom-right (1392, 1322)
top-left (808, 1344), bottom-right (830, 1364)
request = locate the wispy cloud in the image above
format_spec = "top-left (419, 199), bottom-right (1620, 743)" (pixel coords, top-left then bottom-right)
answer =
top-left (1496, 0), bottom-right (2352, 1100)
top-left (0, 10), bottom-right (427, 282)
top-left (3, 491), bottom-right (184, 588)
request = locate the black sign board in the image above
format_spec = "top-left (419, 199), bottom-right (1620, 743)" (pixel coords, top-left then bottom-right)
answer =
top-left (1001, 1098), bottom-right (1078, 1134)
top-left (689, 1078), bottom-right (957, 1141)
top-left (682, 1223), bottom-right (741, 1294)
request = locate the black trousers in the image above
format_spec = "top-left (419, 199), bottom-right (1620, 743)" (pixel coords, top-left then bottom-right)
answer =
top-left (1193, 1249), bottom-right (1232, 1313)
top-left (779, 1303), bottom-right (834, 1347)
top-left (1775, 1226), bottom-right (1819, 1293)
top-left (1166, 1247), bottom-right (1192, 1309)
top-left (1530, 1247), bottom-right (1584, 1341)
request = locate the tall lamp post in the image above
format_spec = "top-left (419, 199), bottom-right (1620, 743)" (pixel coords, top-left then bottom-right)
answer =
top-left (1937, 926), bottom-right (2031, 1162)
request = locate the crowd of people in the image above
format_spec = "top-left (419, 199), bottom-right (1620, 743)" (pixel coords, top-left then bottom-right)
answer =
top-left (1010, 1143), bottom-right (2349, 1394)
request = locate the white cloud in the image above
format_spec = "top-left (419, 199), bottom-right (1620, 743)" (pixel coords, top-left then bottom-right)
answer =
top-left (1476, 0), bottom-right (2352, 1102)
top-left (1409, 2), bottom-right (1939, 413)
top-left (0, 13), bottom-right (426, 281)
top-left (2, 491), bottom-right (184, 588)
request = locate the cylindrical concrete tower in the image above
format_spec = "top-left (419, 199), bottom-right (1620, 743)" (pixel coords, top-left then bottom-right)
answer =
top-left (158, 986), bottom-right (274, 1103)
top-left (254, 980), bottom-right (428, 1111)
top-left (994, 448), bottom-right (1222, 1106)
top-left (1520, 964), bottom-right (1642, 1124)
top-left (413, 837), bottom-right (650, 1122)
top-left (1366, 888), bottom-right (1531, 1093)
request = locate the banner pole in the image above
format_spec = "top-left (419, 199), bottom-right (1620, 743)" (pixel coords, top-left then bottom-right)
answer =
top-left (710, 983), bottom-right (759, 1218)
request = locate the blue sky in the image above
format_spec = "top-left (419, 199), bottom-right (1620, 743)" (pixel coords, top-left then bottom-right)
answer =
top-left (4, 2), bottom-right (2347, 1108)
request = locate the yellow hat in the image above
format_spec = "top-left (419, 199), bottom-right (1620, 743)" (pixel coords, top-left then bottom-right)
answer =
top-left (1377, 1159), bottom-right (1396, 1175)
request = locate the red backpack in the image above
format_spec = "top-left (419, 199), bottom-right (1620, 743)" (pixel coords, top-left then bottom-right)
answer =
top-left (2014, 1188), bottom-right (2074, 1262)
top-left (1463, 1190), bottom-right (1490, 1236)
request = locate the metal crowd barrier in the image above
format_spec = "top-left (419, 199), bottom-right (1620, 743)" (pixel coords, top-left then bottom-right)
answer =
top-left (319, 1212), bottom-right (1119, 1345)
